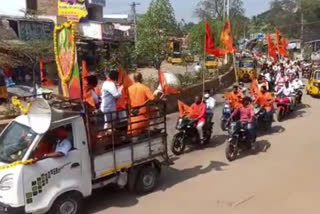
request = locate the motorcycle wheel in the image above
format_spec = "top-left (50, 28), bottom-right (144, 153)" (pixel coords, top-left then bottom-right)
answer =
top-left (171, 133), bottom-right (186, 156)
top-left (276, 109), bottom-right (283, 122)
top-left (220, 120), bottom-right (228, 131)
top-left (225, 142), bottom-right (238, 162)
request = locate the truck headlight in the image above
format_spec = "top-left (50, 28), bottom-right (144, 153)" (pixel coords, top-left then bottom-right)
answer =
top-left (0, 174), bottom-right (14, 191)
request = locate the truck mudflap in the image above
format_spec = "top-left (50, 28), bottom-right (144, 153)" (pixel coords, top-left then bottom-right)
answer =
top-left (0, 202), bottom-right (25, 214)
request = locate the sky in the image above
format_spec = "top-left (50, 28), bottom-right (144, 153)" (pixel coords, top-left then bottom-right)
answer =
top-left (104, 0), bottom-right (273, 22)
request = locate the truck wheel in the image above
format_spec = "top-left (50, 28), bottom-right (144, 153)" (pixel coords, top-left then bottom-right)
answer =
top-left (135, 165), bottom-right (159, 194)
top-left (49, 192), bottom-right (83, 214)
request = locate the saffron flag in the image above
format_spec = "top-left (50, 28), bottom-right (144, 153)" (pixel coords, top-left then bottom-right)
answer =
top-left (159, 71), bottom-right (180, 95)
top-left (220, 20), bottom-right (236, 54)
top-left (267, 34), bottom-right (277, 62)
top-left (275, 29), bottom-right (289, 57)
top-left (178, 101), bottom-right (199, 119)
top-left (205, 20), bottom-right (221, 57)
top-left (116, 67), bottom-right (133, 110)
top-left (40, 60), bottom-right (54, 86)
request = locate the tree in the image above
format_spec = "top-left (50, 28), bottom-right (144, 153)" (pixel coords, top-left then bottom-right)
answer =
top-left (136, 0), bottom-right (178, 62)
top-left (195, 0), bottom-right (245, 21)
top-left (0, 39), bottom-right (54, 90)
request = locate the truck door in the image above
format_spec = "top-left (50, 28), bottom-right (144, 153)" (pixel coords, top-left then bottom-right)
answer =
top-left (22, 121), bottom-right (90, 213)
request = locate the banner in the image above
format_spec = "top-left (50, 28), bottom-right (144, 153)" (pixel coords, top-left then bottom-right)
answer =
top-left (58, 0), bottom-right (88, 22)
top-left (54, 22), bottom-right (81, 98)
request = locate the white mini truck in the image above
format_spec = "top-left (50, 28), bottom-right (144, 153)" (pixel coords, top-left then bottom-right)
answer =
top-left (0, 97), bottom-right (170, 214)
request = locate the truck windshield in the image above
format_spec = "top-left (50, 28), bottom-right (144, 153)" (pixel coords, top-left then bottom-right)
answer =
top-left (0, 122), bottom-right (36, 164)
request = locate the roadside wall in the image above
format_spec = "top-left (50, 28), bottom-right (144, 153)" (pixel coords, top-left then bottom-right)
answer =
top-left (166, 67), bottom-right (236, 114)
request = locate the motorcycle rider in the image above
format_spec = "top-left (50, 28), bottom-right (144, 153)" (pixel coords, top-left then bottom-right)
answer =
top-left (275, 70), bottom-right (288, 92)
top-left (204, 90), bottom-right (216, 123)
top-left (254, 85), bottom-right (274, 120)
top-left (228, 96), bottom-right (256, 146)
top-left (277, 81), bottom-right (295, 110)
top-left (191, 95), bottom-right (206, 144)
top-left (227, 85), bottom-right (244, 109)
top-left (289, 74), bottom-right (304, 104)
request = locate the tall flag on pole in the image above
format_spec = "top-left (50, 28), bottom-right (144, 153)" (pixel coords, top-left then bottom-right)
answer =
top-left (275, 29), bottom-right (289, 57)
top-left (220, 20), bottom-right (237, 54)
top-left (267, 34), bottom-right (277, 62)
top-left (205, 20), bottom-right (221, 57)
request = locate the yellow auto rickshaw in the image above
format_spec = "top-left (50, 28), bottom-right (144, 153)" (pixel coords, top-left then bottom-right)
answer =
top-left (205, 55), bottom-right (218, 69)
top-left (238, 59), bottom-right (257, 82)
top-left (306, 69), bottom-right (320, 97)
top-left (171, 51), bottom-right (183, 65)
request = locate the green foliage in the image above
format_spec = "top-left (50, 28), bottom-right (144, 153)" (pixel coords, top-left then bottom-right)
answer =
top-left (0, 39), bottom-right (53, 68)
top-left (136, 0), bottom-right (178, 60)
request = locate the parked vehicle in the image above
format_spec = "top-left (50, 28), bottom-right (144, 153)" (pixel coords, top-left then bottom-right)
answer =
top-left (0, 96), bottom-right (170, 214)
top-left (306, 70), bottom-right (320, 97)
top-left (171, 117), bottom-right (213, 155)
top-left (225, 122), bottom-right (257, 161)
top-left (205, 55), bottom-right (218, 69)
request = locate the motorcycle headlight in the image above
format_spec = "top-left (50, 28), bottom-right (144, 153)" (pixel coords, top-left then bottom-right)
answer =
top-left (176, 118), bottom-right (183, 129)
top-left (0, 174), bottom-right (14, 191)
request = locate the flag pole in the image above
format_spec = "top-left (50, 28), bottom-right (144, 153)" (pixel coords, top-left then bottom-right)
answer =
top-left (232, 52), bottom-right (238, 83)
top-left (203, 34), bottom-right (206, 97)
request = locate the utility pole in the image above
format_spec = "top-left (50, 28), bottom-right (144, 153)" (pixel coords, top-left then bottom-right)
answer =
top-left (300, 0), bottom-right (304, 57)
top-left (130, 2), bottom-right (140, 49)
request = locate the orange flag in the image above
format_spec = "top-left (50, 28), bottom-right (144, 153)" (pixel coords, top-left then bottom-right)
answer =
top-left (220, 20), bottom-right (236, 54)
top-left (40, 60), bottom-right (54, 87)
top-left (117, 67), bottom-right (133, 110)
top-left (205, 20), bottom-right (221, 57)
top-left (267, 34), bottom-right (277, 62)
top-left (159, 71), bottom-right (180, 95)
top-left (275, 29), bottom-right (289, 57)
top-left (178, 101), bottom-right (199, 119)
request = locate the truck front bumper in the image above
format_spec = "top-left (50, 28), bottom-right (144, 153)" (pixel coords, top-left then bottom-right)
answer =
top-left (0, 202), bottom-right (25, 214)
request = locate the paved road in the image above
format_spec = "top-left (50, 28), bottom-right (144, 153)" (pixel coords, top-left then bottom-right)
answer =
top-left (87, 88), bottom-right (319, 214)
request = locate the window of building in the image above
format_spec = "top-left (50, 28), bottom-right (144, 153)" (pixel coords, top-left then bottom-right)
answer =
top-left (26, 0), bottom-right (38, 11)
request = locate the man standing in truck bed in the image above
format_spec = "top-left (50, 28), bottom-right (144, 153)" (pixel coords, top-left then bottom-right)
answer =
top-left (128, 72), bottom-right (155, 136)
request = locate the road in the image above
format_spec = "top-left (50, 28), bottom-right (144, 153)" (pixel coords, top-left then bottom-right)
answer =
top-left (87, 88), bottom-right (319, 214)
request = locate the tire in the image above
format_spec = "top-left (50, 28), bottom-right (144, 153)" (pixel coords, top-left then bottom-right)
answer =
top-left (49, 192), bottom-right (83, 214)
top-left (225, 142), bottom-right (238, 162)
top-left (135, 165), bottom-right (159, 194)
top-left (171, 133), bottom-right (186, 156)
top-left (276, 109), bottom-right (282, 122)
top-left (220, 120), bottom-right (228, 131)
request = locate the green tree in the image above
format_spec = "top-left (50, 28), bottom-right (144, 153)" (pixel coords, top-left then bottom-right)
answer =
top-left (136, 0), bottom-right (177, 61)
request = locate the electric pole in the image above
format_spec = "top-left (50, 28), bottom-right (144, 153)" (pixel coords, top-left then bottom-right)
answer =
top-left (130, 2), bottom-right (140, 49)
top-left (300, 0), bottom-right (304, 56)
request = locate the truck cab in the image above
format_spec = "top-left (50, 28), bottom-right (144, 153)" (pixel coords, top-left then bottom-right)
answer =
top-left (0, 97), bottom-right (169, 214)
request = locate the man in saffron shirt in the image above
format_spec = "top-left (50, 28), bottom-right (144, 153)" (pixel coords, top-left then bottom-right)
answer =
top-left (190, 95), bottom-right (206, 144)
top-left (128, 72), bottom-right (155, 135)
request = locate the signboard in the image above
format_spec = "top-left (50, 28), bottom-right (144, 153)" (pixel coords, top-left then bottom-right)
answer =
top-left (18, 20), bottom-right (54, 41)
top-left (58, 0), bottom-right (88, 22)
top-left (88, 0), bottom-right (106, 7)
top-left (80, 22), bottom-right (103, 40)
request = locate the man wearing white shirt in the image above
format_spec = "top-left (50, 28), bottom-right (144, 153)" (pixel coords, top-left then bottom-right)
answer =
top-left (100, 70), bottom-right (123, 129)
top-left (204, 91), bottom-right (216, 122)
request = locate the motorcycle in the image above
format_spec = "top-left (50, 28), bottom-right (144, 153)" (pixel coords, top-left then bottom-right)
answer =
top-left (171, 117), bottom-right (213, 155)
top-left (275, 94), bottom-right (291, 122)
top-left (254, 104), bottom-right (273, 131)
top-left (220, 103), bottom-right (233, 131)
top-left (225, 122), bottom-right (257, 162)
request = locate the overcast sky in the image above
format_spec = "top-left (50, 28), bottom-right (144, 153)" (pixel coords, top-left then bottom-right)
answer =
top-left (104, 0), bottom-right (273, 22)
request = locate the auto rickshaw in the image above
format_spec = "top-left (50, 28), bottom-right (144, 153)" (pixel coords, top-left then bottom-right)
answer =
top-left (238, 58), bottom-right (257, 82)
top-left (171, 51), bottom-right (183, 65)
top-left (306, 69), bottom-right (320, 97)
top-left (205, 55), bottom-right (218, 69)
